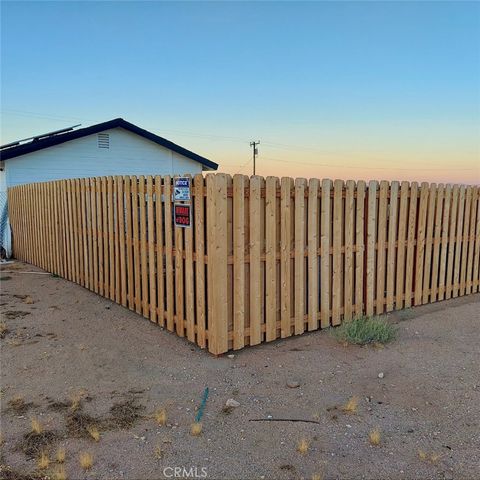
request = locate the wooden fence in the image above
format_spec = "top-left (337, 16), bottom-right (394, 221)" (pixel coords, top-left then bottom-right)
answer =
top-left (7, 175), bottom-right (480, 354)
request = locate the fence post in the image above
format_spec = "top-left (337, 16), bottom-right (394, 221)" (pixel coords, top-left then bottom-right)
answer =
top-left (206, 174), bottom-right (229, 355)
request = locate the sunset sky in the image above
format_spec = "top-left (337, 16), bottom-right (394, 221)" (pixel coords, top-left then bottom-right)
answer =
top-left (1, 1), bottom-right (479, 185)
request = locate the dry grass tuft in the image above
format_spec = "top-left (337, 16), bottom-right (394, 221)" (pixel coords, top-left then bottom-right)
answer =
top-left (48, 400), bottom-right (70, 412)
top-left (297, 439), bottom-right (309, 455)
top-left (107, 397), bottom-right (145, 429)
top-left (56, 447), bottom-right (66, 463)
top-left (52, 465), bottom-right (67, 480)
top-left (69, 394), bottom-right (82, 413)
top-left (37, 451), bottom-right (50, 470)
top-left (418, 449), bottom-right (442, 463)
top-left (7, 395), bottom-right (34, 414)
top-left (86, 425), bottom-right (100, 442)
top-left (31, 418), bottom-right (43, 434)
top-left (312, 474), bottom-right (323, 480)
top-left (430, 452), bottom-right (442, 463)
top-left (154, 408), bottom-right (167, 426)
top-left (190, 422), bottom-right (203, 436)
top-left (369, 428), bottom-right (381, 446)
top-left (342, 396), bottom-right (359, 414)
top-left (3, 310), bottom-right (30, 320)
top-left (18, 428), bottom-right (58, 458)
top-left (79, 452), bottom-right (93, 471)
top-left (0, 320), bottom-right (9, 338)
top-left (154, 444), bottom-right (163, 459)
top-left (65, 395), bottom-right (144, 439)
top-left (65, 411), bottom-right (98, 438)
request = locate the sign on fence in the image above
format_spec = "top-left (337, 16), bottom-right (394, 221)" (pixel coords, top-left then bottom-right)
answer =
top-left (174, 203), bottom-right (191, 227)
top-left (173, 177), bottom-right (191, 201)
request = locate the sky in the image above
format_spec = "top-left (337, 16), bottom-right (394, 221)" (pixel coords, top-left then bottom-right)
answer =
top-left (1, 1), bottom-right (479, 185)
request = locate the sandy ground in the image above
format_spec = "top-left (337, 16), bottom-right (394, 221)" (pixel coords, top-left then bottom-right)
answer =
top-left (0, 260), bottom-right (479, 480)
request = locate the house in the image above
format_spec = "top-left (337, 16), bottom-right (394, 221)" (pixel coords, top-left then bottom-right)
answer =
top-left (0, 117), bottom-right (218, 257)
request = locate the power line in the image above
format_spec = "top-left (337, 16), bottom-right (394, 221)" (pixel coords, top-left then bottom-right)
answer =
top-left (260, 156), bottom-right (476, 172)
top-left (2, 108), bottom-right (476, 173)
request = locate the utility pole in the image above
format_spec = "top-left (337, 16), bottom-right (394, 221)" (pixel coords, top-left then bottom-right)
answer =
top-left (250, 140), bottom-right (260, 175)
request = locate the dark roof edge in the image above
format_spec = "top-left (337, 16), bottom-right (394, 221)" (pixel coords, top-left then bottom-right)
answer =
top-left (0, 118), bottom-right (218, 171)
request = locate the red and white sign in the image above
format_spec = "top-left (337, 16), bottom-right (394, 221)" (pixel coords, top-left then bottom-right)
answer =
top-left (174, 204), bottom-right (191, 228)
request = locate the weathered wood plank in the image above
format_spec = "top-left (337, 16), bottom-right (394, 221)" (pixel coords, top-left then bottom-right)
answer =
top-left (147, 176), bottom-right (157, 322)
top-left (194, 174), bottom-right (206, 346)
top-left (404, 182), bottom-right (418, 308)
top-left (386, 181), bottom-right (399, 312)
top-left (366, 180), bottom-right (378, 316)
top-left (376, 181), bottom-right (388, 314)
top-left (249, 175), bottom-right (263, 345)
top-left (265, 176), bottom-right (278, 341)
top-left (321, 179), bottom-right (332, 327)
top-left (308, 178), bottom-right (320, 328)
top-left (294, 178), bottom-right (307, 334)
top-left (280, 177), bottom-right (293, 337)
top-left (332, 179), bottom-right (344, 326)
top-left (355, 180), bottom-right (366, 317)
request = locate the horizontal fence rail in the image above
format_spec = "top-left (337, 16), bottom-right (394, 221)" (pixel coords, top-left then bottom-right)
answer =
top-left (8, 175), bottom-right (480, 354)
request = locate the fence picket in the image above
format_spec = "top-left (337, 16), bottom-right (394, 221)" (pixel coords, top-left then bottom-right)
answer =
top-left (164, 177), bottom-right (174, 331)
top-left (332, 179), bottom-right (344, 326)
top-left (386, 181), bottom-right (399, 312)
top-left (472, 189), bottom-right (480, 293)
top-left (194, 174), bottom-right (206, 346)
top-left (281, 177), bottom-right (293, 337)
top-left (438, 185), bottom-right (451, 300)
top-left (294, 178), bottom-right (307, 334)
top-left (184, 175), bottom-right (195, 342)
top-left (376, 181), bottom-right (388, 314)
top-left (125, 177), bottom-right (134, 309)
top-left (117, 176), bottom-right (127, 306)
top-left (366, 180), bottom-right (378, 316)
top-left (422, 183), bottom-right (437, 304)
top-left (452, 186), bottom-right (465, 298)
top-left (249, 176), bottom-right (263, 345)
top-left (446, 185), bottom-right (459, 299)
top-left (155, 176), bottom-right (165, 326)
top-left (308, 178), bottom-right (320, 329)
top-left (131, 177), bottom-right (141, 313)
top-left (147, 176), bottom-right (157, 322)
top-left (266, 176), bottom-right (278, 341)
top-left (355, 181), bottom-right (366, 317)
top-left (459, 186), bottom-right (472, 296)
top-left (320, 179), bottom-right (332, 327)
top-left (430, 185), bottom-right (444, 302)
top-left (465, 187), bottom-right (478, 294)
top-left (139, 176), bottom-right (149, 317)
top-left (404, 182), bottom-right (418, 308)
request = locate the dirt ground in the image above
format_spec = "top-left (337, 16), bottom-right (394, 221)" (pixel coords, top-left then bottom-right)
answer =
top-left (1, 260), bottom-right (479, 480)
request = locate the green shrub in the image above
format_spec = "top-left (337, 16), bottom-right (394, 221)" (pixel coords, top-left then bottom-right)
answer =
top-left (332, 316), bottom-right (397, 345)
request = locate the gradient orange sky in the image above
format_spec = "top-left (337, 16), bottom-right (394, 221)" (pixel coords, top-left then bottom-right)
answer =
top-left (2, 2), bottom-right (479, 185)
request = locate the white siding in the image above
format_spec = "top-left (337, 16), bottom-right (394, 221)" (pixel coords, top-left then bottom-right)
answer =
top-left (5, 128), bottom-right (203, 187)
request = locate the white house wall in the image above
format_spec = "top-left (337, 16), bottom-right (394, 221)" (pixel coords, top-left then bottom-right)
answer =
top-left (5, 128), bottom-right (203, 187)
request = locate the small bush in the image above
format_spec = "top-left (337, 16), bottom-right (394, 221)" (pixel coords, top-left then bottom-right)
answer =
top-left (333, 316), bottom-right (397, 345)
